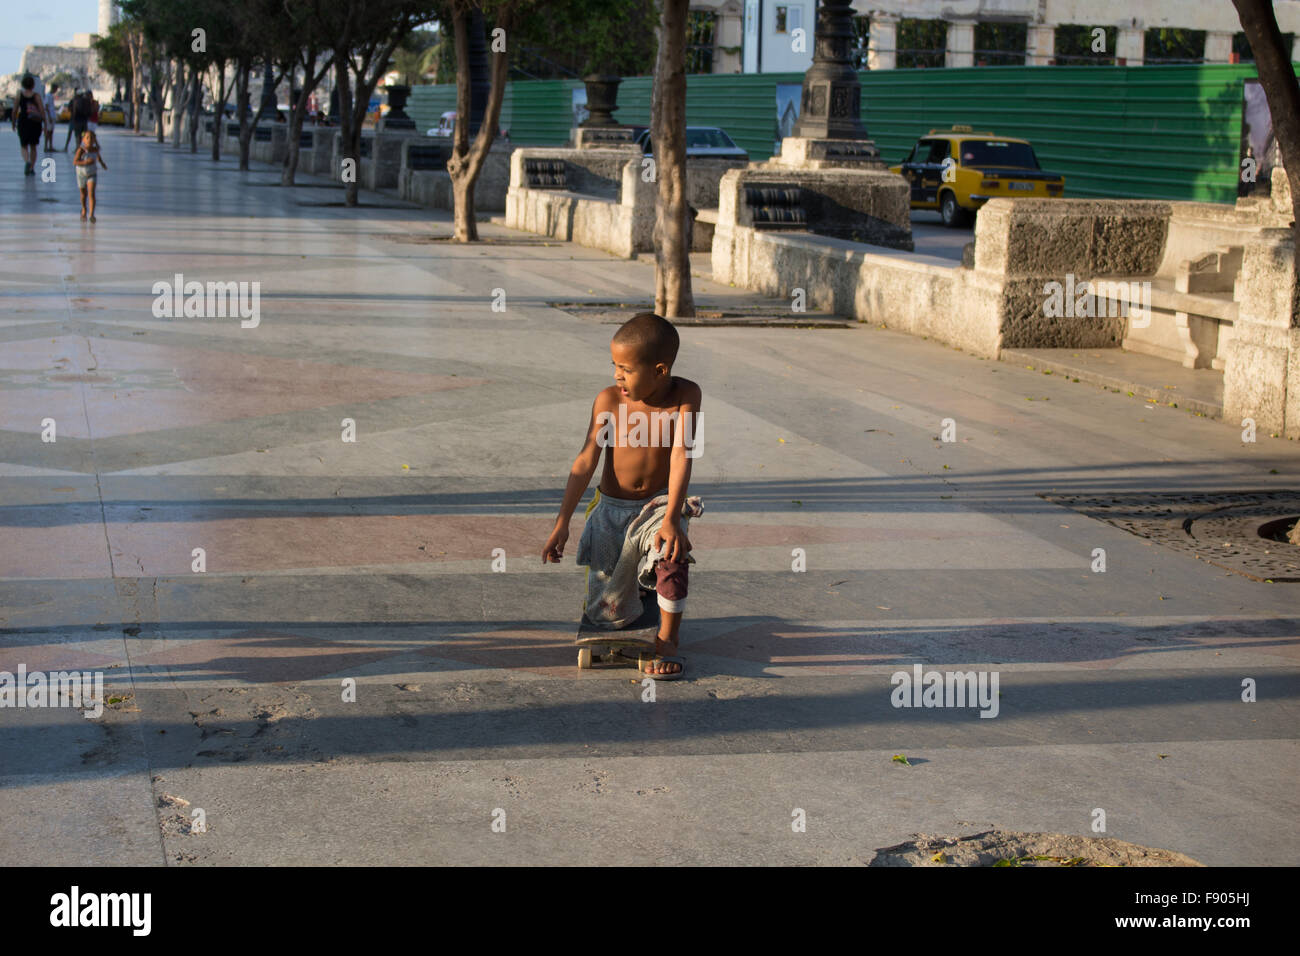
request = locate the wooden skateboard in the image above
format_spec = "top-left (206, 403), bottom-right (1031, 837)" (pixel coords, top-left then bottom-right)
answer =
top-left (576, 593), bottom-right (660, 670)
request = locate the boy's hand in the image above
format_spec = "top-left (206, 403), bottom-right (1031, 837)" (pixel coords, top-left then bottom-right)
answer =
top-left (542, 524), bottom-right (568, 564)
top-left (654, 519), bottom-right (691, 564)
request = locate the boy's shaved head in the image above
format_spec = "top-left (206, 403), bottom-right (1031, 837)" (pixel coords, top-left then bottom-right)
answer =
top-left (612, 312), bottom-right (679, 368)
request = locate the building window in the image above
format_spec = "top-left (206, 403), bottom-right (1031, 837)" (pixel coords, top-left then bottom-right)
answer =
top-left (1145, 28), bottom-right (1207, 63)
top-left (775, 6), bottom-right (788, 34)
top-left (686, 10), bottom-right (716, 74)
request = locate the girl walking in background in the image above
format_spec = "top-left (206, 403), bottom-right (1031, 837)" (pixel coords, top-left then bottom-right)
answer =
top-left (73, 129), bottom-right (107, 222)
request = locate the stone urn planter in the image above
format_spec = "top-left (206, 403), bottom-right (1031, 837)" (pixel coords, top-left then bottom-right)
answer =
top-left (382, 84), bottom-right (415, 129)
top-left (580, 75), bottom-right (622, 127)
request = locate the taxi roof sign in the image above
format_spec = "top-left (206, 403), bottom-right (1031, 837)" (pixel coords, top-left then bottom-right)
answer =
top-left (928, 125), bottom-right (995, 135)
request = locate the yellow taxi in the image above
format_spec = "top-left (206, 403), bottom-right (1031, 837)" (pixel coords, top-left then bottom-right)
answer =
top-left (99, 103), bottom-right (126, 126)
top-left (890, 126), bottom-right (1065, 227)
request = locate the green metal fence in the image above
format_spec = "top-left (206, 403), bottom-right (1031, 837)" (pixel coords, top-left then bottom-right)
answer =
top-left (411, 64), bottom-right (1286, 203)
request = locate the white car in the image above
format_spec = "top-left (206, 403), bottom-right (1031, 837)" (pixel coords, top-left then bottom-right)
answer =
top-left (426, 110), bottom-right (456, 137)
top-left (425, 110), bottom-right (507, 139)
top-left (634, 125), bottom-right (748, 160)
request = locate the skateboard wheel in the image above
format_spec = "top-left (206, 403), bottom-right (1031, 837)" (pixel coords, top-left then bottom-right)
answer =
top-left (577, 647), bottom-right (592, 670)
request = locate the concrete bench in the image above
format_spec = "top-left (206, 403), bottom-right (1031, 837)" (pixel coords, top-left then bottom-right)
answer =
top-left (1112, 203), bottom-right (1263, 369)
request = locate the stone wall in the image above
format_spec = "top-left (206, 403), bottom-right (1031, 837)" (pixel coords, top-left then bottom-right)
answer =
top-left (396, 139), bottom-right (513, 212)
top-left (504, 149), bottom-right (653, 259)
top-left (712, 193), bottom-right (1300, 437)
top-left (973, 198), bottom-right (1169, 350)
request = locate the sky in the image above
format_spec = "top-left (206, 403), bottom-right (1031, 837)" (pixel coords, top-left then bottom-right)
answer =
top-left (3, 0), bottom-right (100, 76)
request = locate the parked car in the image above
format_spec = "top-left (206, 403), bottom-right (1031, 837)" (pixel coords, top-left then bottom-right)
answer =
top-left (99, 103), bottom-right (126, 126)
top-left (425, 110), bottom-right (506, 139)
top-left (889, 125), bottom-right (1065, 227)
top-left (427, 110), bottom-right (456, 137)
top-left (633, 125), bottom-right (748, 160)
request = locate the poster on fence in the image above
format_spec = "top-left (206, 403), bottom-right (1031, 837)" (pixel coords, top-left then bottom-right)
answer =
top-left (774, 83), bottom-right (801, 156)
top-left (1239, 78), bottom-right (1276, 198)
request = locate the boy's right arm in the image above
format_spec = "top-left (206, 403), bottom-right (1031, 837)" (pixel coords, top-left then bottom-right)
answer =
top-left (542, 391), bottom-right (612, 563)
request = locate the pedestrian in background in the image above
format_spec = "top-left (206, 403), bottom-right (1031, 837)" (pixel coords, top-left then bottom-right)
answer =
top-left (63, 90), bottom-right (90, 151)
top-left (43, 82), bottom-right (58, 152)
top-left (11, 75), bottom-right (46, 176)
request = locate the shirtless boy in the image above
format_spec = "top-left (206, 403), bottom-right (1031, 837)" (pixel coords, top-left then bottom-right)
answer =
top-left (542, 313), bottom-right (702, 680)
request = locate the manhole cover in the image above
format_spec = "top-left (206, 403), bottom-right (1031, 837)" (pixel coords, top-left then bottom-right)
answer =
top-left (870, 830), bottom-right (1202, 867)
top-left (1042, 490), bottom-right (1300, 582)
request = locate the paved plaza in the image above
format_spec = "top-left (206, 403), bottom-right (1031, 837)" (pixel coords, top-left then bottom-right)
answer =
top-left (1, 129), bottom-right (1297, 866)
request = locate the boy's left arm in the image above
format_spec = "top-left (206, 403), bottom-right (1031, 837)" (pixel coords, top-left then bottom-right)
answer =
top-left (654, 384), bottom-right (702, 563)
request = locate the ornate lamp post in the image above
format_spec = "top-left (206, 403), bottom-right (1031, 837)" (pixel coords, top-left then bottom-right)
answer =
top-left (792, 0), bottom-right (868, 141)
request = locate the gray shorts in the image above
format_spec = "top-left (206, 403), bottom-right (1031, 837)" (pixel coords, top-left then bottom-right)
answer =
top-left (76, 165), bottom-right (97, 188)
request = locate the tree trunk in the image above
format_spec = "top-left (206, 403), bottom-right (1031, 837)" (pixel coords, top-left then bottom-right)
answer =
top-left (211, 64), bottom-right (228, 161)
top-left (1233, 0), bottom-right (1300, 240)
top-left (236, 60), bottom-right (253, 171)
top-left (153, 57), bottom-right (173, 144)
top-left (335, 57), bottom-right (360, 206)
top-left (171, 61), bottom-right (186, 148)
top-left (447, 5), bottom-right (511, 242)
top-left (282, 52), bottom-right (329, 186)
top-left (188, 71), bottom-right (202, 153)
top-left (335, 30), bottom-right (406, 207)
top-left (128, 33), bottom-right (144, 133)
top-left (651, 0), bottom-right (695, 318)
top-left (149, 64), bottom-right (165, 142)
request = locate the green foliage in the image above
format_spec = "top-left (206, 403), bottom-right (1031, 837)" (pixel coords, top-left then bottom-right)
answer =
top-left (512, 0), bottom-right (657, 78)
top-left (92, 24), bottom-right (134, 81)
top-left (392, 27), bottom-right (444, 84)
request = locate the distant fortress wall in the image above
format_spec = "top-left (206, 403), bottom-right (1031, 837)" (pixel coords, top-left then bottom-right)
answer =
top-left (19, 44), bottom-right (113, 96)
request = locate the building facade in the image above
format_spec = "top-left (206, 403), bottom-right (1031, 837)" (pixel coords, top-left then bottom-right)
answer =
top-left (698, 0), bottom-right (1300, 74)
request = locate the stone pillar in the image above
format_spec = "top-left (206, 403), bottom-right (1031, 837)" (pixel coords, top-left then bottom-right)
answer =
top-left (946, 20), bottom-right (976, 68)
top-left (1116, 27), bottom-right (1144, 66)
top-left (467, 7), bottom-right (489, 139)
top-left (259, 62), bottom-right (276, 116)
top-left (792, 0), bottom-right (867, 141)
top-left (868, 14), bottom-right (898, 71)
top-left (1223, 228), bottom-right (1300, 439)
top-left (1027, 25), bottom-right (1055, 66)
top-left (714, 0), bottom-right (744, 73)
top-left (1203, 31), bottom-right (1233, 63)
